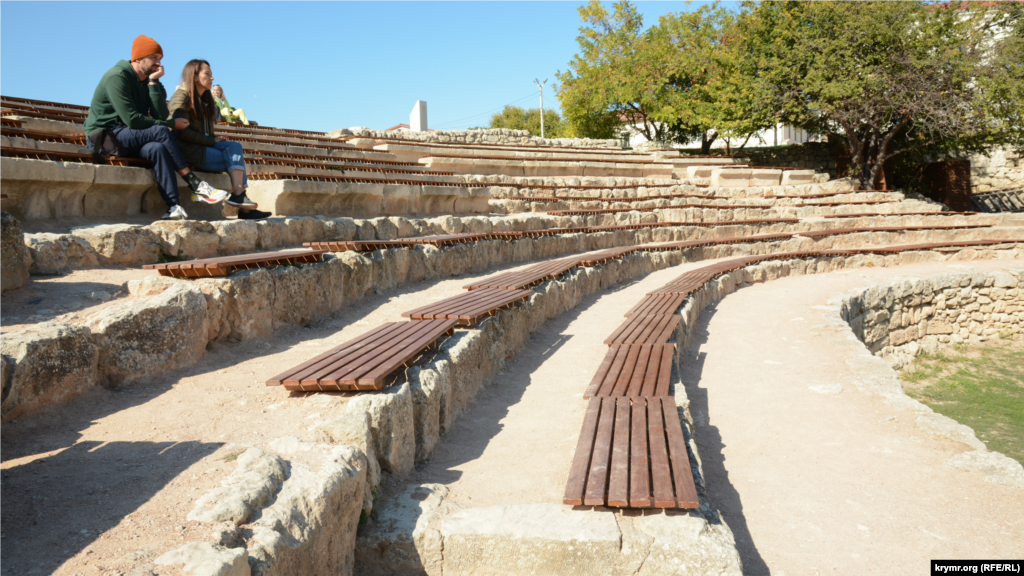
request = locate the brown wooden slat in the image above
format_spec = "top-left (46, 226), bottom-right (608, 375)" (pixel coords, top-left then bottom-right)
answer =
top-left (629, 399), bottom-right (652, 507)
top-left (563, 397), bottom-right (602, 506)
top-left (607, 398), bottom-right (632, 507)
top-left (605, 315), bottom-right (680, 345)
top-left (401, 288), bottom-right (533, 325)
top-left (583, 398), bottom-right (615, 506)
top-left (662, 397), bottom-right (699, 508)
top-left (648, 398), bottom-right (676, 507)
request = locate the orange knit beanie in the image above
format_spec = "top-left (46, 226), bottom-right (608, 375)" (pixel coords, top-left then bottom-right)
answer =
top-left (131, 35), bottom-right (163, 61)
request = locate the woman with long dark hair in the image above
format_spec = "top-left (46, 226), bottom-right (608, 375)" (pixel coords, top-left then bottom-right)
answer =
top-left (167, 59), bottom-right (260, 211)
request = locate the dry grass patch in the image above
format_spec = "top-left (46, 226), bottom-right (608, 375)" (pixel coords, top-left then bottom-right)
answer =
top-left (899, 337), bottom-right (1024, 465)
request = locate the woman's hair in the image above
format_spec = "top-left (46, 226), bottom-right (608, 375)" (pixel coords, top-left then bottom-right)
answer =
top-left (180, 59), bottom-right (214, 121)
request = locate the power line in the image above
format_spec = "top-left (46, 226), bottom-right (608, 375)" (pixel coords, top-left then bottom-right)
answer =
top-left (432, 92), bottom-right (537, 128)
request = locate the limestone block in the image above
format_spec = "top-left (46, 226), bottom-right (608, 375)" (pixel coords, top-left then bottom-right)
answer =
top-left (945, 450), bottom-right (1024, 489)
top-left (70, 224), bottom-right (162, 266)
top-left (355, 483), bottom-right (449, 576)
top-left (188, 448), bottom-right (287, 525)
top-left (916, 413), bottom-right (987, 451)
top-left (247, 179), bottom-right (384, 219)
top-left (632, 511), bottom-right (743, 576)
top-left (315, 410), bottom-right (381, 514)
top-left (154, 541), bottom-right (250, 576)
top-left (0, 157), bottom-right (95, 220)
top-left (210, 220), bottom-right (258, 254)
top-left (87, 164), bottom-right (155, 217)
top-left (710, 168), bottom-right (752, 188)
top-left (441, 503), bottom-right (621, 576)
top-left (781, 169), bottom-right (816, 186)
top-left (408, 365), bottom-right (451, 460)
top-left (246, 444), bottom-right (366, 576)
top-left (347, 383), bottom-right (416, 476)
top-left (85, 282), bottom-right (209, 384)
top-left (1, 322), bottom-right (98, 422)
top-left (23, 232), bottom-right (98, 273)
top-left (1, 212), bottom-right (30, 291)
top-left (195, 268), bottom-right (274, 342)
top-left (749, 169), bottom-right (782, 187)
top-left (151, 220), bottom-right (221, 259)
top-left (370, 217), bottom-right (400, 240)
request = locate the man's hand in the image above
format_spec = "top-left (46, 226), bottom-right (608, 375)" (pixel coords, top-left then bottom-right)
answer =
top-left (215, 135), bottom-right (229, 142)
top-left (174, 118), bottom-right (190, 130)
top-left (149, 65), bottom-right (165, 81)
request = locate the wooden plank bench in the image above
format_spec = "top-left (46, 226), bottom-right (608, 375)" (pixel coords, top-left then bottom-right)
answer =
top-left (266, 319), bottom-right (459, 391)
top-left (401, 287), bottom-right (533, 325)
top-left (1, 145), bottom-right (151, 167)
top-left (564, 396), bottom-right (698, 509)
top-left (248, 171), bottom-right (469, 188)
top-left (142, 249), bottom-right (326, 278)
top-left (822, 211), bottom-right (977, 218)
top-left (305, 234), bottom-right (487, 252)
top-left (583, 344), bottom-right (674, 398)
top-left (624, 294), bottom-right (688, 317)
top-left (604, 314), bottom-right (681, 345)
top-left (578, 246), bottom-right (639, 266)
top-left (463, 256), bottom-right (585, 290)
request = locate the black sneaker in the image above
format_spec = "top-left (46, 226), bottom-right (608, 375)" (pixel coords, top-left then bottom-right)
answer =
top-left (227, 193), bottom-right (258, 208)
top-left (238, 208), bottom-right (271, 220)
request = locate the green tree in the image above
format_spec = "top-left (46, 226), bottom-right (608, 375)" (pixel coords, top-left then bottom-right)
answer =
top-left (489, 105), bottom-right (568, 138)
top-left (557, 1), bottom-right (775, 152)
top-left (742, 1), bottom-right (1024, 188)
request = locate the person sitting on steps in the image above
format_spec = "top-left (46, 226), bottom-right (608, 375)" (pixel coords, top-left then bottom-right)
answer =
top-left (168, 60), bottom-right (268, 219)
top-left (82, 35), bottom-right (230, 221)
top-left (211, 85), bottom-right (249, 126)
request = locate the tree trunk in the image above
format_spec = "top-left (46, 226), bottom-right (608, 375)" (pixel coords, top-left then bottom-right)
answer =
top-left (701, 130), bottom-right (718, 155)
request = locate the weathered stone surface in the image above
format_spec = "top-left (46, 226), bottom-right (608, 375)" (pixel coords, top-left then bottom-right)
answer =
top-left (441, 503), bottom-right (621, 576)
top-left (1, 212), bottom-right (30, 291)
top-left (24, 232), bottom-right (99, 273)
top-left (210, 220), bottom-right (258, 255)
top-left (150, 220), bottom-right (221, 259)
top-left (631, 511), bottom-right (743, 576)
top-left (188, 448), bottom-right (287, 525)
top-left (314, 411), bottom-right (381, 513)
top-left (70, 224), bottom-right (161, 266)
top-left (355, 483), bottom-right (448, 576)
top-left (347, 384), bottom-right (415, 476)
top-left (246, 443), bottom-right (366, 576)
top-left (1, 322), bottom-right (97, 421)
top-left (85, 283), bottom-right (209, 385)
top-left (945, 450), bottom-right (1024, 489)
top-left (408, 365), bottom-right (450, 460)
top-left (154, 542), bottom-right (250, 576)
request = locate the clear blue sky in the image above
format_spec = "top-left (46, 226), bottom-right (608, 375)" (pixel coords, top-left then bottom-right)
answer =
top-left (1, 1), bottom-right (720, 133)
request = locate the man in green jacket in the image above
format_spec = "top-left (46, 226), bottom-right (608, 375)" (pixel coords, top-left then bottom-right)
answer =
top-left (83, 35), bottom-right (229, 220)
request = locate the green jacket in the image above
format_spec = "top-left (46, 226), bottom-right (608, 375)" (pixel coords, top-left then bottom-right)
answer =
top-left (167, 88), bottom-right (218, 165)
top-left (83, 60), bottom-right (172, 135)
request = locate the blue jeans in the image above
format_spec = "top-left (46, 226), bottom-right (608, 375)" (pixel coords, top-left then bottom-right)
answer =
top-left (112, 125), bottom-right (188, 207)
top-left (196, 140), bottom-right (247, 189)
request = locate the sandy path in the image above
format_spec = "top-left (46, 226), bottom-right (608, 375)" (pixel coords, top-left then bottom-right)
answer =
top-left (408, 257), bottom-right (733, 506)
top-left (0, 256), bottom-right (570, 576)
top-left (680, 260), bottom-right (1024, 575)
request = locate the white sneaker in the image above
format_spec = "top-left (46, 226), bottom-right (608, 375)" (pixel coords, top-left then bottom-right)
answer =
top-left (162, 204), bottom-right (188, 220)
top-left (192, 181), bottom-right (230, 204)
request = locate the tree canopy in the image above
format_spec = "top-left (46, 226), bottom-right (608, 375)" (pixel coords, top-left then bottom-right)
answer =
top-left (557, 0), bottom-right (774, 152)
top-left (742, 0), bottom-right (1024, 187)
top-left (489, 105), bottom-right (568, 139)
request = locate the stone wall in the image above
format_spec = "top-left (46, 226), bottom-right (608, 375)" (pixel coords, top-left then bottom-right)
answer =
top-left (840, 269), bottom-right (1024, 369)
top-left (1, 212), bottom-right (31, 292)
top-left (331, 127), bottom-right (621, 150)
top-left (731, 143), bottom-right (838, 179)
top-left (971, 146), bottom-right (1023, 194)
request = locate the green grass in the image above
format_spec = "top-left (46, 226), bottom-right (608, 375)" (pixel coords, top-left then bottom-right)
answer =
top-left (900, 339), bottom-right (1024, 465)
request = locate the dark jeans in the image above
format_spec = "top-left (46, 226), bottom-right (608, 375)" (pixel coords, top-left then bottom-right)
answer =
top-left (111, 125), bottom-right (189, 207)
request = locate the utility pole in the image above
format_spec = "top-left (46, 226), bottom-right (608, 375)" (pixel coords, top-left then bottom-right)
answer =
top-left (534, 78), bottom-right (548, 138)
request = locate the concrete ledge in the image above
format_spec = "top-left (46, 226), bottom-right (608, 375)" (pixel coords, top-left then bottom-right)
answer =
top-left (710, 168), bottom-right (753, 188)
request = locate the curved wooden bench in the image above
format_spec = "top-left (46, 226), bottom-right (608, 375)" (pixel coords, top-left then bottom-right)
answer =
top-left (143, 248), bottom-right (326, 278)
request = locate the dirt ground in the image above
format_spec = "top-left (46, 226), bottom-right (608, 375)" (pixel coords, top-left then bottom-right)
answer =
top-left (0, 256), bottom-right (559, 576)
top-left (0, 268), bottom-right (149, 335)
top-left (4, 256), bottom-right (1024, 575)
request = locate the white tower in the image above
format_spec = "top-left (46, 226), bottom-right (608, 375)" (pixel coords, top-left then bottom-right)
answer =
top-left (410, 101), bottom-right (428, 132)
